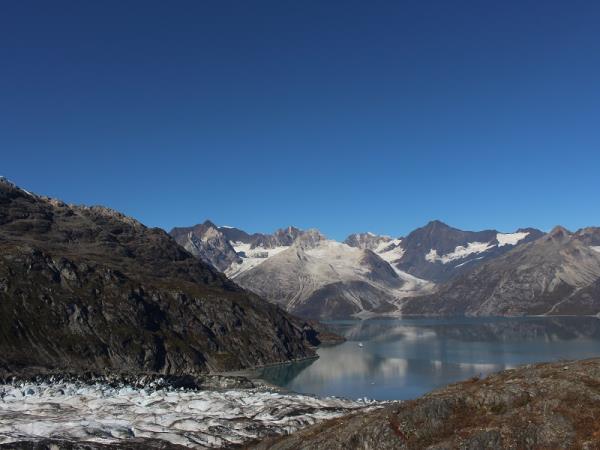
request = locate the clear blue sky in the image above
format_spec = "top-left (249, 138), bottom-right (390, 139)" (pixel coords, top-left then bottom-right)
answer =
top-left (2, 1), bottom-right (599, 240)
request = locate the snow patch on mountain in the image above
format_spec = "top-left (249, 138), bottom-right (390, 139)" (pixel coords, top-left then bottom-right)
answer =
top-left (497, 231), bottom-right (530, 246)
top-left (226, 242), bottom-right (290, 277)
top-left (424, 232), bottom-right (532, 266)
top-left (303, 240), bottom-right (431, 298)
top-left (454, 256), bottom-right (485, 268)
top-left (426, 242), bottom-right (494, 264)
top-left (375, 239), bottom-right (405, 263)
top-left (298, 240), bottom-right (373, 285)
top-left (591, 246), bottom-right (600, 254)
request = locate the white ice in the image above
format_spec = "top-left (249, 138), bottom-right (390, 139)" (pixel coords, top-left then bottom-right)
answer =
top-left (426, 242), bottom-right (493, 264)
top-left (0, 382), bottom-right (379, 448)
top-left (226, 242), bottom-right (290, 277)
top-left (496, 232), bottom-right (529, 247)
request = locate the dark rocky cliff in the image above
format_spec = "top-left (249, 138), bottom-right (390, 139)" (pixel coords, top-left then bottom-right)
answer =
top-left (0, 179), bottom-right (320, 376)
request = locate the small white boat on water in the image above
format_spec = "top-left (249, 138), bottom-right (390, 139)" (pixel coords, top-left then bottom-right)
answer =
top-left (358, 342), bottom-right (363, 348)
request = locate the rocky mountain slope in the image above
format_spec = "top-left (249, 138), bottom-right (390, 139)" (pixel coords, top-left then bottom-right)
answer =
top-left (170, 222), bottom-right (307, 277)
top-left (170, 220), bottom-right (241, 272)
top-left (403, 226), bottom-right (600, 316)
top-left (254, 358), bottom-right (600, 449)
top-left (346, 220), bottom-right (544, 283)
top-left (0, 178), bottom-right (322, 376)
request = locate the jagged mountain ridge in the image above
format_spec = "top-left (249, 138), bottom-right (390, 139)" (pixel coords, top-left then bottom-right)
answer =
top-left (402, 225), bottom-right (600, 316)
top-left (170, 219), bottom-right (548, 319)
top-left (346, 221), bottom-right (544, 283)
top-left (0, 178), bottom-right (322, 376)
top-left (233, 231), bottom-right (427, 319)
top-left (170, 222), bottom-right (435, 319)
top-left (170, 221), bottom-right (309, 276)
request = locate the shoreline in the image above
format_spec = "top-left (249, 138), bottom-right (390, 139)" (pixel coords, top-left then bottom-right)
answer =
top-left (0, 355), bottom-right (323, 394)
top-left (211, 354), bottom-right (320, 386)
top-left (330, 313), bottom-right (600, 321)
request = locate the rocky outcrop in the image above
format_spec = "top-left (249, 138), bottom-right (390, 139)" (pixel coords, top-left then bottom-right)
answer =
top-left (0, 179), bottom-right (322, 376)
top-left (170, 220), bottom-right (241, 271)
top-left (344, 232), bottom-right (393, 251)
top-left (226, 225), bottom-right (305, 249)
top-left (402, 226), bottom-right (600, 316)
top-left (254, 358), bottom-right (600, 449)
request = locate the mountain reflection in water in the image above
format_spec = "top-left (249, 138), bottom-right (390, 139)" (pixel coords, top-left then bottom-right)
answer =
top-left (256, 316), bottom-right (600, 400)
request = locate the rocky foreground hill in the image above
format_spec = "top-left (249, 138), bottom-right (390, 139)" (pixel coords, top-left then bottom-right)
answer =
top-left (254, 358), bottom-right (600, 449)
top-left (0, 178), bottom-right (324, 376)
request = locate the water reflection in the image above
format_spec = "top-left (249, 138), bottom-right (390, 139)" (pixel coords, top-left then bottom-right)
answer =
top-left (257, 317), bottom-right (600, 400)
top-left (259, 358), bottom-right (316, 385)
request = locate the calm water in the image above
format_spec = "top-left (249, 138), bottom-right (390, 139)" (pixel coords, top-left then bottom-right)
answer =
top-left (256, 317), bottom-right (600, 400)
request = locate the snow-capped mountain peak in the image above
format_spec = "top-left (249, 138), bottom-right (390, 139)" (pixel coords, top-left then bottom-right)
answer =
top-left (170, 220), bottom-right (545, 319)
top-left (344, 232), bottom-right (393, 251)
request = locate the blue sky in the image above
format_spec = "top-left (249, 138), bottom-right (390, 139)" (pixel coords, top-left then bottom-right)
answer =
top-left (1, 1), bottom-right (599, 240)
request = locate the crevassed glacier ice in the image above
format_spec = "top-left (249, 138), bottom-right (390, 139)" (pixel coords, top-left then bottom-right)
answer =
top-left (0, 381), bottom-right (381, 448)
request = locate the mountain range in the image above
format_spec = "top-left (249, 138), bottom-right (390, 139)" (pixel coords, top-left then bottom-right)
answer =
top-left (402, 225), bottom-right (600, 316)
top-left (168, 219), bottom-right (600, 319)
top-left (4, 172), bottom-right (598, 356)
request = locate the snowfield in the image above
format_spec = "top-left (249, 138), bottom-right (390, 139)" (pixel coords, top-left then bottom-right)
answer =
top-left (426, 242), bottom-right (493, 264)
top-left (374, 238), bottom-right (405, 263)
top-left (425, 232), bottom-right (531, 265)
top-left (0, 381), bottom-right (380, 448)
top-left (496, 231), bottom-right (530, 247)
top-left (226, 242), bottom-right (289, 278)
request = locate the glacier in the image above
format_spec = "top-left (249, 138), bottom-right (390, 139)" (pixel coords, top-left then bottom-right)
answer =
top-left (0, 380), bottom-right (381, 448)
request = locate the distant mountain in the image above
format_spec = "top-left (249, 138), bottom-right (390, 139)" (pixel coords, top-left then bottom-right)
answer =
top-left (221, 225), bottom-right (305, 249)
top-left (170, 223), bottom-right (311, 277)
top-left (343, 232), bottom-right (395, 252)
top-left (344, 232), bottom-right (405, 267)
top-left (233, 230), bottom-right (431, 319)
top-left (170, 223), bottom-right (433, 319)
top-left (402, 226), bottom-right (600, 316)
top-left (170, 219), bottom-right (600, 318)
top-left (221, 225), bottom-right (309, 277)
top-left (0, 178), bottom-right (322, 376)
top-left (346, 221), bottom-right (544, 283)
top-left (170, 220), bottom-right (241, 272)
